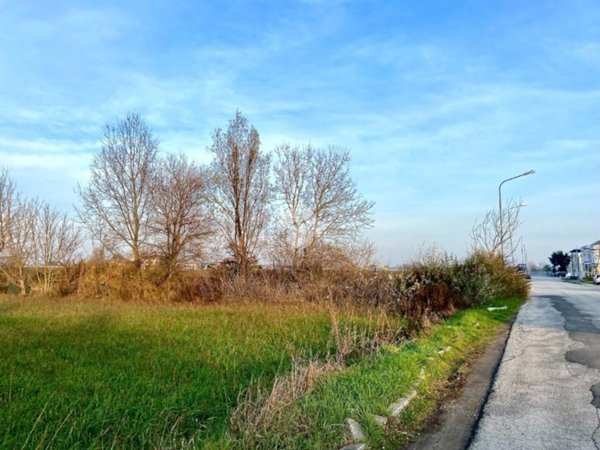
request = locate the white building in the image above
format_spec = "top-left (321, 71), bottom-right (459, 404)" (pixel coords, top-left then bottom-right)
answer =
top-left (568, 240), bottom-right (600, 280)
top-left (568, 248), bottom-right (584, 279)
top-left (582, 240), bottom-right (600, 278)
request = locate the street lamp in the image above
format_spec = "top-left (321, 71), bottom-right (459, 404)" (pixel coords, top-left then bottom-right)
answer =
top-left (499, 170), bottom-right (535, 259)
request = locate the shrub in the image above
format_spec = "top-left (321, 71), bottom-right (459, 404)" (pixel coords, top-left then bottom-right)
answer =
top-left (388, 252), bottom-right (528, 328)
top-left (10, 251), bottom-right (527, 330)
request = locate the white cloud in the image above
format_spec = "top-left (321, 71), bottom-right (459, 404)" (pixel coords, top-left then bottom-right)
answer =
top-left (0, 138), bottom-right (93, 182)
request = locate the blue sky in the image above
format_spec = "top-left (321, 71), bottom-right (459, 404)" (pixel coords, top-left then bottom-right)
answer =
top-left (1, 0), bottom-right (599, 265)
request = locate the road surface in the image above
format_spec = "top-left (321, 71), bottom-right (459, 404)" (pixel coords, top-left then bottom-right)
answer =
top-left (470, 276), bottom-right (600, 450)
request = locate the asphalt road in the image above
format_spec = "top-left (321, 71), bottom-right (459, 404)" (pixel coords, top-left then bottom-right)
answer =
top-left (470, 276), bottom-right (600, 450)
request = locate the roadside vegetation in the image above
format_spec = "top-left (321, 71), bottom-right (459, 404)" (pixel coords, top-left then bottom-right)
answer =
top-left (0, 253), bottom-right (527, 449)
top-left (230, 296), bottom-right (524, 450)
top-left (0, 111), bottom-right (529, 448)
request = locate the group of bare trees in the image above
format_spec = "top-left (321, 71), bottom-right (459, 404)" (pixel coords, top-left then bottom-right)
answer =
top-left (75, 113), bottom-right (213, 281)
top-left (5, 109), bottom-right (536, 299)
top-left (73, 111), bottom-right (374, 280)
top-left (0, 110), bottom-right (373, 295)
top-left (0, 170), bottom-right (81, 294)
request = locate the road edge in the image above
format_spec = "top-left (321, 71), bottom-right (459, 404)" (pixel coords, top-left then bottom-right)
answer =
top-left (405, 312), bottom-right (519, 450)
top-left (463, 315), bottom-right (517, 449)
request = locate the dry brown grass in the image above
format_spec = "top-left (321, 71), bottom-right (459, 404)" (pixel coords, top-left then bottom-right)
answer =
top-left (1, 252), bottom-right (528, 330)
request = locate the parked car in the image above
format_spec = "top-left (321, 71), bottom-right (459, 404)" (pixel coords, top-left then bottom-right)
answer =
top-left (594, 274), bottom-right (600, 285)
top-left (515, 264), bottom-right (531, 280)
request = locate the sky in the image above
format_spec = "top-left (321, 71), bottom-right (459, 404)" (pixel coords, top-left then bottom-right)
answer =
top-left (0, 0), bottom-right (599, 265)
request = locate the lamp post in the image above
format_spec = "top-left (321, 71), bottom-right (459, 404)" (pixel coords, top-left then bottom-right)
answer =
top-left (499, 170), bottom-right (535, 259)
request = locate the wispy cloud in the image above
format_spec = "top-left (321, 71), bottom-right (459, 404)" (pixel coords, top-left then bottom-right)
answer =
top-left (0, 138), bottom-right (93, 188)
top-left (1, 0), bottom-right (599, 263)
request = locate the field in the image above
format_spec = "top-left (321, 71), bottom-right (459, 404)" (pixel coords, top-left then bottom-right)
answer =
top-left (0, 297), bottom-right (374, 449)
top-left (0, 294), bottom-right (523, 449)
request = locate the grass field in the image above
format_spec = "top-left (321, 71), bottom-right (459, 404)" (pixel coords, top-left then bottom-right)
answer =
top-left (0, 294), bottom-right (523, 449)
top-left (0, 297), bottom-right (388, 449)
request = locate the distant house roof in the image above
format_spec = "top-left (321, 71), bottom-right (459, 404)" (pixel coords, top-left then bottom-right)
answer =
top-left (592, 240), bottom-right (600, 246)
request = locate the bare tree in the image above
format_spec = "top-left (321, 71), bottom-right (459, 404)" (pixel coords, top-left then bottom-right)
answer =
top-left (76, 113), bottom-right (158, 269)
top-left (0, 168), bottom-right (16, 253)
top-left (272, 144), bottom-right (374, 268)
top-left (150, 153), bottom-right (213, 280)
top-left (0, 196), bottom-right (39, 294)
top-left (33, 204), bottom-right (81, 295)
top-left (208, 111), bottom-right (271, 275)
top-left (471, 198), bottom-right (523, 262)
top-left (270, 144), bottom-right (311, 267)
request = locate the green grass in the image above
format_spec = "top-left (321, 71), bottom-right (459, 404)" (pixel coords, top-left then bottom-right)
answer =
top-left (237, 296), bottom-right (525, 449)
top-left (0, 297), bottom-right (383, 449)
top-left (0, 295), bottom-right (524, 449)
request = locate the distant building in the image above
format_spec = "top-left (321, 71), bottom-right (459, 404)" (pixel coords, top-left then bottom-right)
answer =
top-left (568, 248), bottom-right (584, 279)
top-left (582, 240), bottom-right (600, 278)
top-left (568, 240), bottom-right (600, 280)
